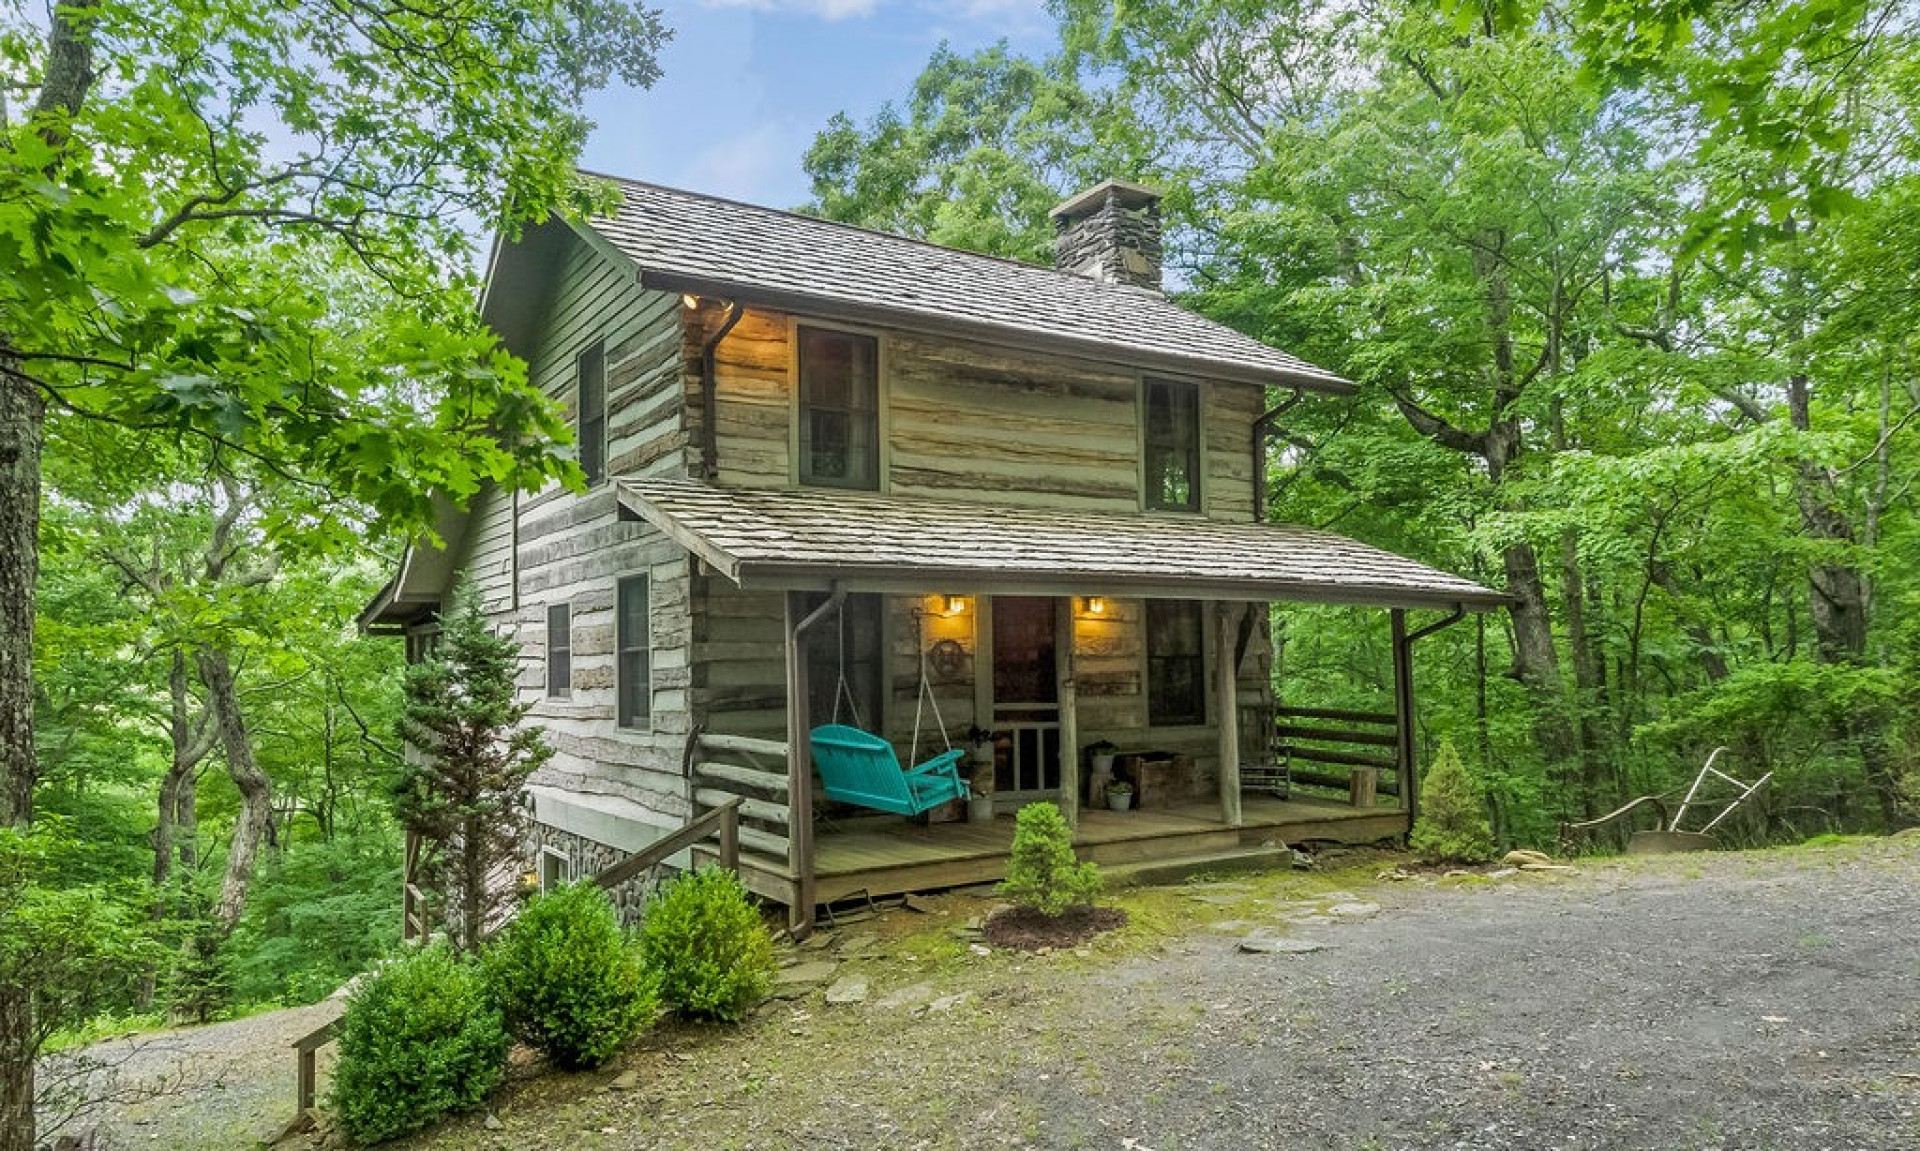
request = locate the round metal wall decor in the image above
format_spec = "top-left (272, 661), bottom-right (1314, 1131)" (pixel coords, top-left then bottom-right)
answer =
top-left (927, 638), bottom-right (967, 682)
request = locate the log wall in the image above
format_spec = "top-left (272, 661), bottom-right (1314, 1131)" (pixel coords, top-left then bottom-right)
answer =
top-left (706, 306), bottom-right (1268, 519)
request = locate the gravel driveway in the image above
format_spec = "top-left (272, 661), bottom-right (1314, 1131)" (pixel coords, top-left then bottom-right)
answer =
top-left (61, 839), bottom-right (1920, 1150)
top-left (1090, 844), bottom-right (1920, 1150)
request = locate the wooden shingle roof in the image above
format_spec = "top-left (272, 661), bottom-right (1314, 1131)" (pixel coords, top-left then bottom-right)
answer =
top-left (616, 479), bottom-right (1505, 611)
top-left (578, 175), bottom-right (1352, 393)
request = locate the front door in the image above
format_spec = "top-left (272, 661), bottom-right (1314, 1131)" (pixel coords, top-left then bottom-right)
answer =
top-left (989, 596), bottom-right (1061, 803)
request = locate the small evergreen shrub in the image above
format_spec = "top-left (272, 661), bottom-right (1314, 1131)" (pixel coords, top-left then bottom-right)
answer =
top-left (330, 945), bottom-right (508, 1144)
top-left (1409, 739), bottom-right (1498, 864)
top-left (638, 866), bottom-right (775, 1022)
top-left (998, 802), bottom-right (1102, 916)
top-left (482, 881), bottom-right (656, 1069)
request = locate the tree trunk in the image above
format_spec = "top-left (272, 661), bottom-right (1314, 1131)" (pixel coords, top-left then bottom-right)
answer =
top-left (197, 648), bottom-right (272, 932)
top-left (0, 368), bottom-right (46, 1151)
top-left (462, 812), bottom-right (485, 954)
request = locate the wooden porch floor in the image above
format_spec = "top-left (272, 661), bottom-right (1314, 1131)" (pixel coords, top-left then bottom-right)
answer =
top-left (732, 794), bottom-right (1407, 908)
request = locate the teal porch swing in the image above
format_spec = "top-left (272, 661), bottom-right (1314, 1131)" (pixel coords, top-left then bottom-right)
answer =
top-left (808, 604), bottom-right (969, 818)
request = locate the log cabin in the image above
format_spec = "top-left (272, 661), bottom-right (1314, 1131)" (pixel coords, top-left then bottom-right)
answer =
top-left (362, 175), bottom-right (1506, 933)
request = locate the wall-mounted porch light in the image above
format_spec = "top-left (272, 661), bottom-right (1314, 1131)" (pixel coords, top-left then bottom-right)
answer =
top-left (1084, 595), bottom-right (1107, 615)
top-left (943, 594), bottom-right (968, 616)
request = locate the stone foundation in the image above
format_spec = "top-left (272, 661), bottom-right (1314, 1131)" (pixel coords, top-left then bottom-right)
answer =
top-left (525, 821), bottom-right (663, 926)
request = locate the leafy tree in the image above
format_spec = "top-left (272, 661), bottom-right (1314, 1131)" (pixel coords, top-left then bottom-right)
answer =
top-left (0, 822), bottom-right (163, 1143)
top-left (804, 42), bottom-right (1145, 260)
top-left (1, 0), bottom-right (668, 1140)
top-left (395, 580), bottom-right (551, 953)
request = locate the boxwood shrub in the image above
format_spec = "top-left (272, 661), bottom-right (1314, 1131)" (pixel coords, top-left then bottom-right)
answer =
top-left (329, 945), bottom-right (508, 1144)
top-left (482, 881), bottom-right (656, 1069)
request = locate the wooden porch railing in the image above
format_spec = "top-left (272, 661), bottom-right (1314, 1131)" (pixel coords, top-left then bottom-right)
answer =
top-left (1273, 705), bottom-right (1404, 800)
top-left (688, 730), bottom-right (793, 865)
top-left (593, 797), bottom-right (741, 891)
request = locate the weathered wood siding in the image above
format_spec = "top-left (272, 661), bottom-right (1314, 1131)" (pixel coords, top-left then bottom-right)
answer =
top-left (489, 227), bottom-right (694, 833)
top-left (687, 579), bottom-right (790, 742)
top-left (706, 306), bottom-right (1267, 519)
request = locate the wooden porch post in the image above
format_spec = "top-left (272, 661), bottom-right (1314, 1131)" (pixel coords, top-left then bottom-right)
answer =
top-left (784, 592), bottom-right (817, 937)
top-left (1390, 608), bottom-right (1417, 826)
top-left (1055, 597), bottom-right (1078, 827)
top-left (1216, 603), bottom-right (1243, 827)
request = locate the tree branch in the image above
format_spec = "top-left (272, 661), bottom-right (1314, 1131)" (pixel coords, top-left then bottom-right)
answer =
top-left (1387, 387), bottom-right (1487, 457)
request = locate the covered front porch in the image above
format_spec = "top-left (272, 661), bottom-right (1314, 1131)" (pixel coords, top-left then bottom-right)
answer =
top-left (793, 794), bottom-right (1404, 907)
top-left (621, 478), bottom-right (1505, 934)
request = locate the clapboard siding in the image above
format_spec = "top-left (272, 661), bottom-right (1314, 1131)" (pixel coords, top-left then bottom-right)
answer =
top-left (455, 484), bottom-right (516, 616)
top-left (706, 305), bottom-right (1265, 519)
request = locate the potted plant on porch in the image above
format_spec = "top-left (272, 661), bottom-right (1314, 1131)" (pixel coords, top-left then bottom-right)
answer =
top-left (1085, 739), bottom-right (1118, 807)
top-left (1105, 780), bottom-right (1133, 812)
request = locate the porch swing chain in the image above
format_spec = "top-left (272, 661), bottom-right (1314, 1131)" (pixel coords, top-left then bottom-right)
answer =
top-left (908, 608), bottom-right (951, 763)
top-left (829, 599), bottom-right (863, 730)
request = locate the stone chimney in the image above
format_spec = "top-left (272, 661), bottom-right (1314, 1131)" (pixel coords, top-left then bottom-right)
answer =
top-left (1050, 180), bottom-right (1163, 292)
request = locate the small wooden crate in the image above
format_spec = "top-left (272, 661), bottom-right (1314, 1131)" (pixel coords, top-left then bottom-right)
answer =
top-left (1116, 752), bottom-right (1196, 809)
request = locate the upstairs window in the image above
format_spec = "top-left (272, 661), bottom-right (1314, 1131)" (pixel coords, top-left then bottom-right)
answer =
top-left (578, 339), bottom-right (607, 485)
top-left (1144, 378), bottom-right (1200, 511)
top-left (1146, 599), bottom-right (1205, 726)
top-left (616, 575), bottom-right (651, 729)
top-left (545, 603), bottom-right (571, 698)
top-left (798, 326), bottom-right (879, 489)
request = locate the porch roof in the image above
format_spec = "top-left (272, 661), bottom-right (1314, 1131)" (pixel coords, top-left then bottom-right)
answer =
top-left (615, 478), bottom-right (1508, 611)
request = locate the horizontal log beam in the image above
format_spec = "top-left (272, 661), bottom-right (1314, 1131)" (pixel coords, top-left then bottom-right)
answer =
top-left (693, 788), bottom-right (790, 826)
top-left (694, 761), bottom-right (790, 797)
top-left (1280, 744), bottom-right (1401, 771)
top-left (1275, 724), bottom-right (1401, 748)
top-left (1288, 767), bottom-right (1402, 797)
top-left (1274, 705), bottom-right (1397, 726)
top-left (736, 824), bottom-right (790, 859)
top-left (699, 732), bottom-right (791, 758)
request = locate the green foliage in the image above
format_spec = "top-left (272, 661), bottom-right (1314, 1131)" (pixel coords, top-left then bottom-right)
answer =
top-left (637, 867), bottom-right (775, 1023)
top-left (225, 832), bottom-right (403, 1006)
top-left (997, 802), bottom-right (1102, 916)
top-left (396, 579), bottom-right (552, 952)
top-left (482, 882), bottom-right (656, 1070)
top-left (329, 946), bottom-right (509, 1145)
top-left (803, 43), bottom-right (1144, 261)
top-left (1410, 742), bottom-right (1499, 864)
top-left (0, 822), bottom-right (164, 1053)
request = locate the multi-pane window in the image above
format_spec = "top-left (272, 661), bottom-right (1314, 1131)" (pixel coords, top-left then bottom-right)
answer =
top-left (616, 575), bottom-right (651, 728)
top-left (578, 339), bottom-right (607, 485)
top-left (545, 603), bottom-right (571, 698)
top-left (1144, 378), bottom-right (1200, 511)
top-left (1146, 599), bottom-right (1205, 726)
top-left (798, 326), bottom-right (879, 489)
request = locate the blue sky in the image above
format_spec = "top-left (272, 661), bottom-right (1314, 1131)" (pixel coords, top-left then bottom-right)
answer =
top-left (577, 0), bottom-right (1058, 210)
